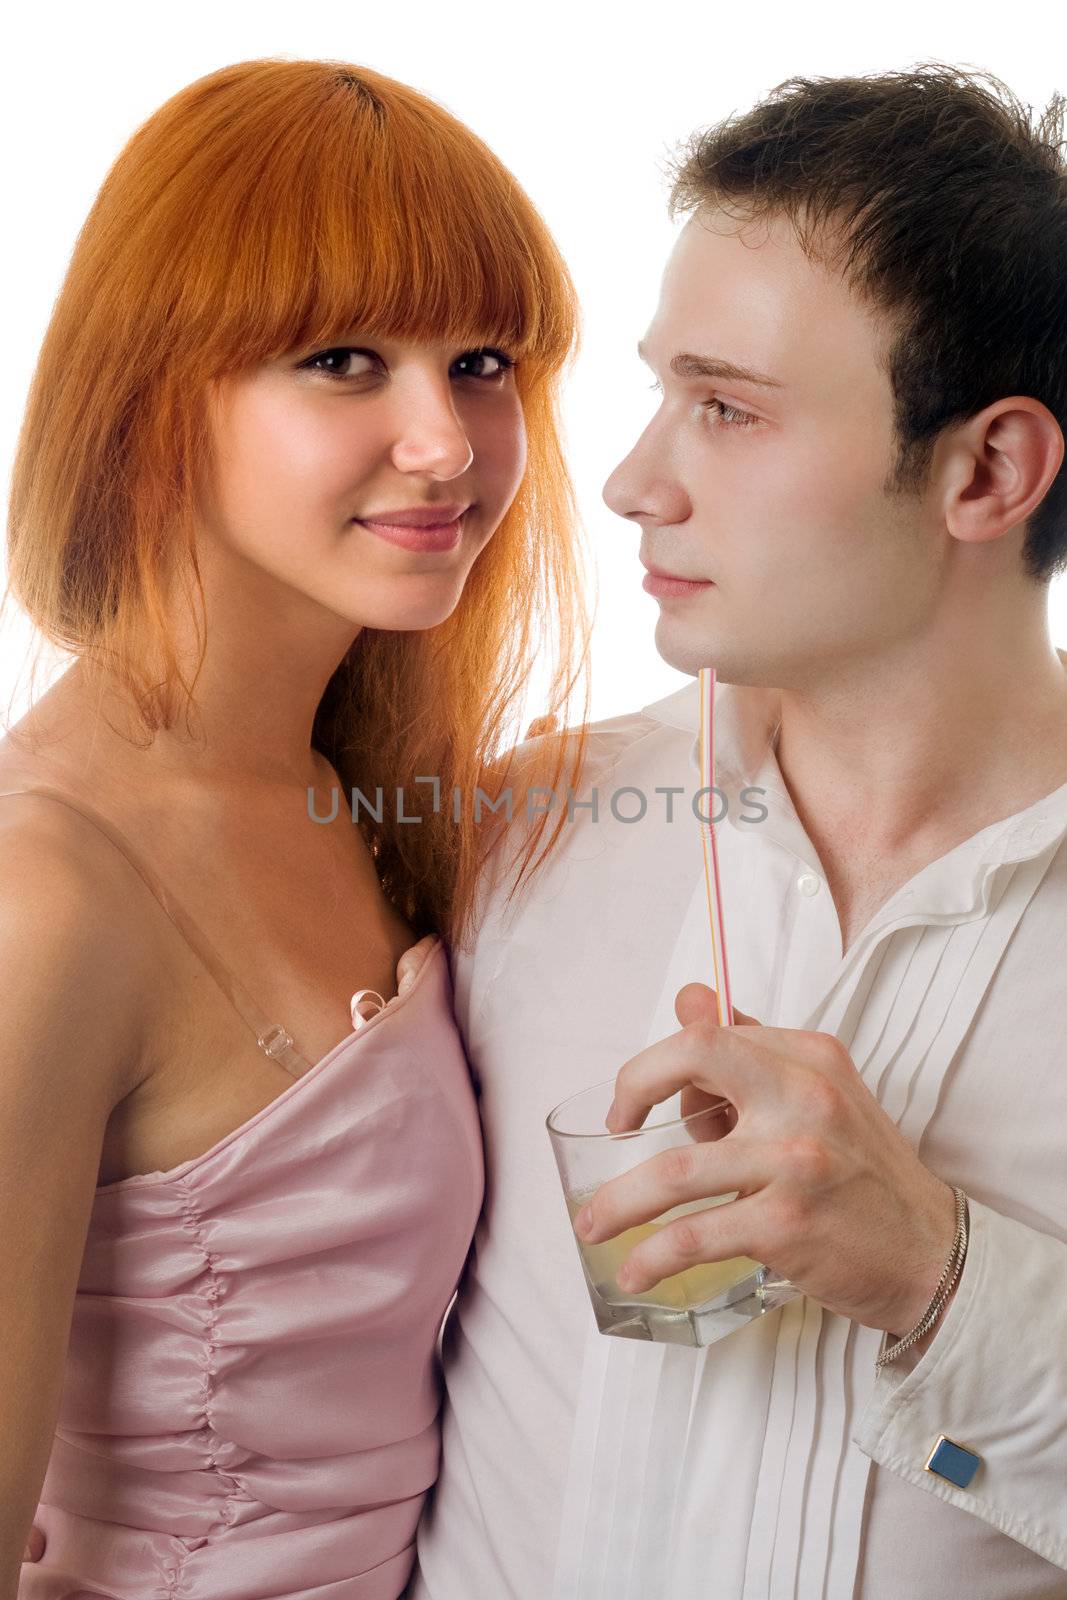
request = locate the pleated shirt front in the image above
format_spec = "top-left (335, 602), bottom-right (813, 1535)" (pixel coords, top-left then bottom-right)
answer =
top-left (414, 675), bottom-right (1067, 1600)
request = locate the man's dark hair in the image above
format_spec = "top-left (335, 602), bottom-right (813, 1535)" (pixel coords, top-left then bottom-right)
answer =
top-left (667, 64), bottom-right (1067, 584)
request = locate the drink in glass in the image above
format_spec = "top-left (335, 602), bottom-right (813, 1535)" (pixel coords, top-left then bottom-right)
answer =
top-left (548, 1078), bottom-right (798, 1347)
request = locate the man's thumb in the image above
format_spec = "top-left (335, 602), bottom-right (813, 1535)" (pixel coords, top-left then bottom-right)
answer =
top-left (675, 982), bottom-right (719, 1028)
top-left (674, 982), bottom-right (758, 1029)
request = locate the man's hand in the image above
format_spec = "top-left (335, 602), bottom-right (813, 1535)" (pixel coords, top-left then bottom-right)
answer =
top-left (573, 983), bottom-right (958, 1336)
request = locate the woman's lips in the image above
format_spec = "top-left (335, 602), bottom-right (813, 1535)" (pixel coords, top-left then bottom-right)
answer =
top-left (642, 571), bottom-right (715, 598)
top-left (354, 513), bottom-right (465, 553)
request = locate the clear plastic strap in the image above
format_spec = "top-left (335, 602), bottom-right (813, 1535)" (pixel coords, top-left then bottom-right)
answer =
top-left (0, 785), bottom-right (314, 1079)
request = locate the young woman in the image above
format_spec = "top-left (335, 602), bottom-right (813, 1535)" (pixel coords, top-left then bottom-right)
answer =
top-left (2, 58), bottom-right (588, 1599)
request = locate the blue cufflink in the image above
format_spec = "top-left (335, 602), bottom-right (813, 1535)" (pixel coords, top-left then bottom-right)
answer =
top-left (924, 1435), bottom-right (981, 1489)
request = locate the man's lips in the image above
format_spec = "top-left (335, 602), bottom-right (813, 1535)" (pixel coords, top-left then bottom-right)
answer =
top-left (641, 561), bottom-right (715, 598)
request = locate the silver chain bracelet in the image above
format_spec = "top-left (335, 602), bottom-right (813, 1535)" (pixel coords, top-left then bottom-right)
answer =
top-left (875, 1186), bottom-right (969, 1370)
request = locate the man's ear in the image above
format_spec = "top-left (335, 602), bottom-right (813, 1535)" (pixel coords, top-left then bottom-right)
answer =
top-left (940, 396), bottom-right (1064, 549)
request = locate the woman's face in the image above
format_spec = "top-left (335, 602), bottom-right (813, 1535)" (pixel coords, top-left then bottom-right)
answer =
top-left (199, 333), bottom-right (527, 633)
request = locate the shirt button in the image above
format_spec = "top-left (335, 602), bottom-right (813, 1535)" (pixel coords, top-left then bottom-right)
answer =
top-left (796, 872), bottom-right (821, 897)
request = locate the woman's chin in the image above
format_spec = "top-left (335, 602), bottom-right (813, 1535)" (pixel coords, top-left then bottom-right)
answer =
top-left (333, 586), bottom-right (470, 634)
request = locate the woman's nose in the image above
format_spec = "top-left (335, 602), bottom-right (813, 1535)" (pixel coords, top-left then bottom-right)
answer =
top-left (390, 378), bottom-right (474, 479)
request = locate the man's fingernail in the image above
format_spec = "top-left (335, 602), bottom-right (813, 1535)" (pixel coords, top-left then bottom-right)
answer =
top-left (574, 1206), bottom-right (593, 1237)
top-left (617, 1262), bottom-right (636, 1289)
top-left (605, 1098), bottom-right (619, 1131)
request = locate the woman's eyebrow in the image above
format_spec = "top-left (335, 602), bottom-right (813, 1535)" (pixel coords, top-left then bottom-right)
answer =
top-left (636, 340), bottom-right (785, 389)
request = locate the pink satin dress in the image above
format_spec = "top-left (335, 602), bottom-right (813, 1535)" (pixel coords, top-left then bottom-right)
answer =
top-left (6, 785), bottom-right (484, 1600)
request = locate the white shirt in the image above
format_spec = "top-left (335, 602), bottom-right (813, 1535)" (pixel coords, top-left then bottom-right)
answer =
top-left (413, 675), bottom-right (1067, 1599)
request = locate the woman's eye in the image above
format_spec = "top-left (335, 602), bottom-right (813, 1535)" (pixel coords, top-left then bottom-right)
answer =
top-left (302, 347), bottom-right (378, 380)
top-left (453, 348), bottom-right (515, 381)
top-left (298, 344), bottom-right (515, 383)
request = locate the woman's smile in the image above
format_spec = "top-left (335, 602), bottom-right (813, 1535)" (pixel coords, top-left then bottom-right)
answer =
top-left (352, 501), bottom-right (471, 553)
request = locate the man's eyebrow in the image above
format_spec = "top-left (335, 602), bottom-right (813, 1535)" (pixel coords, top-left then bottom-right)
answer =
top-left (636, 341), bottom-right (785, 390)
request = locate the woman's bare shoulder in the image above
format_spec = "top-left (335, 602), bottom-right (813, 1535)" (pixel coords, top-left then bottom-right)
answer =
top-left (0, 772), bottom-right (157, 1109)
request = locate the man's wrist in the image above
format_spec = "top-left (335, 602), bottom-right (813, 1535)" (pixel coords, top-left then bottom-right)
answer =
top-left (876, 1185), bottom-right (968, 1371)
top-left (889, 1178), bottom-right (960, 1333)
top-left (899, 1276), bottom-right (959, 1362)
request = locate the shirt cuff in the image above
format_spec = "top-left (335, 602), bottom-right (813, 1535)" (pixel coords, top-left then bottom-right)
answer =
top-left (852, 1196), bottom-right (1067, 1570)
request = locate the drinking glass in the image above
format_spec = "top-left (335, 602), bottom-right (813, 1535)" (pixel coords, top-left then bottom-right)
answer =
top-left (547, 1077), bottom-right (798, 1347)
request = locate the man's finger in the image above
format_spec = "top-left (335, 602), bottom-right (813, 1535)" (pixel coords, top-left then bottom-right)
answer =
top-left (24, 1525), bottom-right (45, 1562)
top-left (574, 1134), bottom-right (768, 1246)
top-left (616, 1190), bottom-right (768, 1294)
top-left (608, 1024), bottom-right (783, 1132)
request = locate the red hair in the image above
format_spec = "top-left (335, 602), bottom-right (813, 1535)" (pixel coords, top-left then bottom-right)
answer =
top-left (5, 58), bottom-right (591, 947)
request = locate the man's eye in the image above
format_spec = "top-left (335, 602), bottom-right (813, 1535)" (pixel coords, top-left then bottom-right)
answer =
top-left (647, 379), bottom-right (757, 429)
top-left (453, 348), bottom-right (515, 381)
top-left (703, 398), bottom-right (760, 428)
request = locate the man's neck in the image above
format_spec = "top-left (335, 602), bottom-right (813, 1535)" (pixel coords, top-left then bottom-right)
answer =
top-left (771, 628), bottom-right (1067, 953)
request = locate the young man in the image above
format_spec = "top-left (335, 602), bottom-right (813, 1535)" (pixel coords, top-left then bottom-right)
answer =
top-left (413, 67), bottom-right (1067, 1597)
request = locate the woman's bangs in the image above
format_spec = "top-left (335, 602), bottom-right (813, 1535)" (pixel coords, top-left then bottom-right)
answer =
top-left (253, 107), bottom-right (575, 373)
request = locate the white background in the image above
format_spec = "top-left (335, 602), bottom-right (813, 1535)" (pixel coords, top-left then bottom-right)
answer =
top-left (3, 1), bottom-right (1065, 731)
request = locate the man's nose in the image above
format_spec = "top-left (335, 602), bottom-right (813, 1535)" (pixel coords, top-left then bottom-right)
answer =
top-left (602, 432), bottom-right (689, 527)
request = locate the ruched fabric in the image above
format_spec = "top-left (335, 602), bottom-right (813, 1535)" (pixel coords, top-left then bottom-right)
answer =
top-left (22, 939), bottom-right (483, 1600)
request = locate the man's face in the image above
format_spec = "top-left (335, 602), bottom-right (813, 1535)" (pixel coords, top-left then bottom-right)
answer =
top-left (603, 208), bottom-right (943, 686)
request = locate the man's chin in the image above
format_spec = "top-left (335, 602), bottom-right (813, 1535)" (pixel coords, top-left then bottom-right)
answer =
top-left (653, 617), bottom-right (731, 679)
top-left (652, 622), bottom-right (782, 689)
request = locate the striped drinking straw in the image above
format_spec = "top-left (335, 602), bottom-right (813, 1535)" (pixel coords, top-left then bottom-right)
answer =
top-left (697, 667), bottom-right (734, 1026)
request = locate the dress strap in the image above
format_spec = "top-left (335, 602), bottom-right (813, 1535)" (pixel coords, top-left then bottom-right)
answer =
top-left (0, 785), bottom-right (315, 1078)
